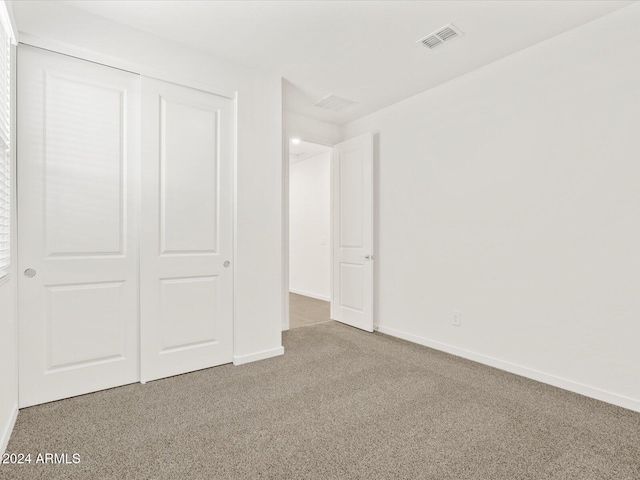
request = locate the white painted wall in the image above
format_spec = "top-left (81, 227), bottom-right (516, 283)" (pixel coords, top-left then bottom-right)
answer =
top-left (284, 112), bottom-right (343, 146)
top-left (11, 2), bottom-right (284, 366)
top-left (289, 152), bottom-right (331, 301)
top-left (0, 39), bottom-right (17, 454)
top-left (344, 4), bottom-right (640, 411)
top-left (235, 71), bottom-right (284, 362)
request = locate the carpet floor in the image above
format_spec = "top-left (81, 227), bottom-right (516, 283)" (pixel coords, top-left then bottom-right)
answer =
top-left (289, 293), bottom-right (330, 329)
top-left (1, 322), bottom-right (639, 479)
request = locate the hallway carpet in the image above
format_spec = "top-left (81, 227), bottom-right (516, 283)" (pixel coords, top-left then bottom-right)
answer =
top-left (1, 322), bottom-right (639, 479)
top-left (289, 293), bottom-right (330, 329)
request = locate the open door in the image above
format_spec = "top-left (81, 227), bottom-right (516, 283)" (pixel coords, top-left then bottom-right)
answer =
top-left (331, 132), bottom-right (374, 332)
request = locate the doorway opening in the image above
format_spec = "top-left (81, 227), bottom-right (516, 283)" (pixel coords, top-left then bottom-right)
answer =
top-left (287, 138), bottom-right (333, 329)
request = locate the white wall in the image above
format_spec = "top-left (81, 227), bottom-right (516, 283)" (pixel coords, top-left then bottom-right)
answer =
top-left (11, 2), bottom-right (284, 365)
top-left (344, 4), bottom-right (640, 411)
top-left (235, 71), bottom-right (284, 362)
top-left (284, 111), bottom-right (343, 146)
top-left (289, 152), bottom-right (331, 300)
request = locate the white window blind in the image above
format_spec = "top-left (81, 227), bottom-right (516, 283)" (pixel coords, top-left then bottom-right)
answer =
top-left (0, 9), bottom-right (10, 281)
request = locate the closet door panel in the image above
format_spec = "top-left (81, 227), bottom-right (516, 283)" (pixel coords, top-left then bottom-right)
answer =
top-left (18, 45), bottom-right (141, 407)
top-left (140, 77), bottom-right (234, 382)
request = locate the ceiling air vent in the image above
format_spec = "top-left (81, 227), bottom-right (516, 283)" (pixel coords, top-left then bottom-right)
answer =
top-left (417, 23), bottom-right (464, 50)
top-left (314, 94), bottom-right (357, 112)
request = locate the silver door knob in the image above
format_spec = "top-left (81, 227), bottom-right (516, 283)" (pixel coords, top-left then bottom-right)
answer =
top-left (364, 255), bottom-right (372, 260)
top-left (223, 261), bottom-right (231, 268)
top-left (24, 268), bottom-right (36, 278)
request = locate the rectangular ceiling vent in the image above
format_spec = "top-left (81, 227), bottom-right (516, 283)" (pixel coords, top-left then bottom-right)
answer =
top-left (417, 23), bottom-right (464, 50)
top-left (314, 94), bottom-right (357, 112)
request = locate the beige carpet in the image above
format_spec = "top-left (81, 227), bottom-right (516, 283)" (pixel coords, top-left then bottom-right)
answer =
top-left (1, 322), bottom-right (639, 479)
top-left (289, 293), bottom-right (330, 329)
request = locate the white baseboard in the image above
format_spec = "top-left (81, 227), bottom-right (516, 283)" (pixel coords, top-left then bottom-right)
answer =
top-left (233, 346), bottom-right (285, 366)
top-left (375, 325), bottom-right (640, 413)
top-left (0, 403), bottom-right (18, 455)
top-left (289, 289), bottom-right (330, 302)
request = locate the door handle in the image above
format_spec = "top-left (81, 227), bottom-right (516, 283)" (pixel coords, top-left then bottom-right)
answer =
top-left (24, 268), bottom-right (36, 278)
top-left (364, 255), bottom-right (372, 261)
top-left (223, 261), bottom-right (231, 268)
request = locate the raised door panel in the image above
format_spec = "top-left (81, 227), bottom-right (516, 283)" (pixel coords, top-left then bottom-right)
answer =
top-left (46, 282), bottom-right (126, 370)
top-left (339, 263), bottom-right (364, 312)
top-left (159, 276), bottom-right (219, 352)
top-left (161, 97), bottom-right (219, 254)
top-left (339, 148), bottom-right (364, 249)
top-left (44, 74), bottom-right (125, 256)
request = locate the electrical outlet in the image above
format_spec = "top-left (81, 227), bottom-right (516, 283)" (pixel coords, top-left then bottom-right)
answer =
top-left (452, 310), bottom-right (461, 326)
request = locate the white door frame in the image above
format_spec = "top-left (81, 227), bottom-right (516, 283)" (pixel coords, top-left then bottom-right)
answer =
top-left (282, 131), bottom-right (335, 331)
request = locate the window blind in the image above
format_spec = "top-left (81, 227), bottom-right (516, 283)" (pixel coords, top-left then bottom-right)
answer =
top-left (0, 10), bottom-right (10, 280)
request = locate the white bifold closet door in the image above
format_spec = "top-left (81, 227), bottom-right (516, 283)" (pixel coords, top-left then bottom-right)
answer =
top-left (18, 45), bottom-right (141, 407)
top-left (140, 77), bottom-right (234, 383)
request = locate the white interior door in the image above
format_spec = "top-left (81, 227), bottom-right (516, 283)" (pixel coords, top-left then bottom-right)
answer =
top-left (18, 46), bottom-right (141, 407)
top-left (332, 132), bottom-right (374, 332)
top-left (140, 77), bottom-right (234, 382)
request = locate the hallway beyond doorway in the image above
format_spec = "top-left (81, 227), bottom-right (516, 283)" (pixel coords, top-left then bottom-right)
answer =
top-left (289, 293), bottom-right (330, 329)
